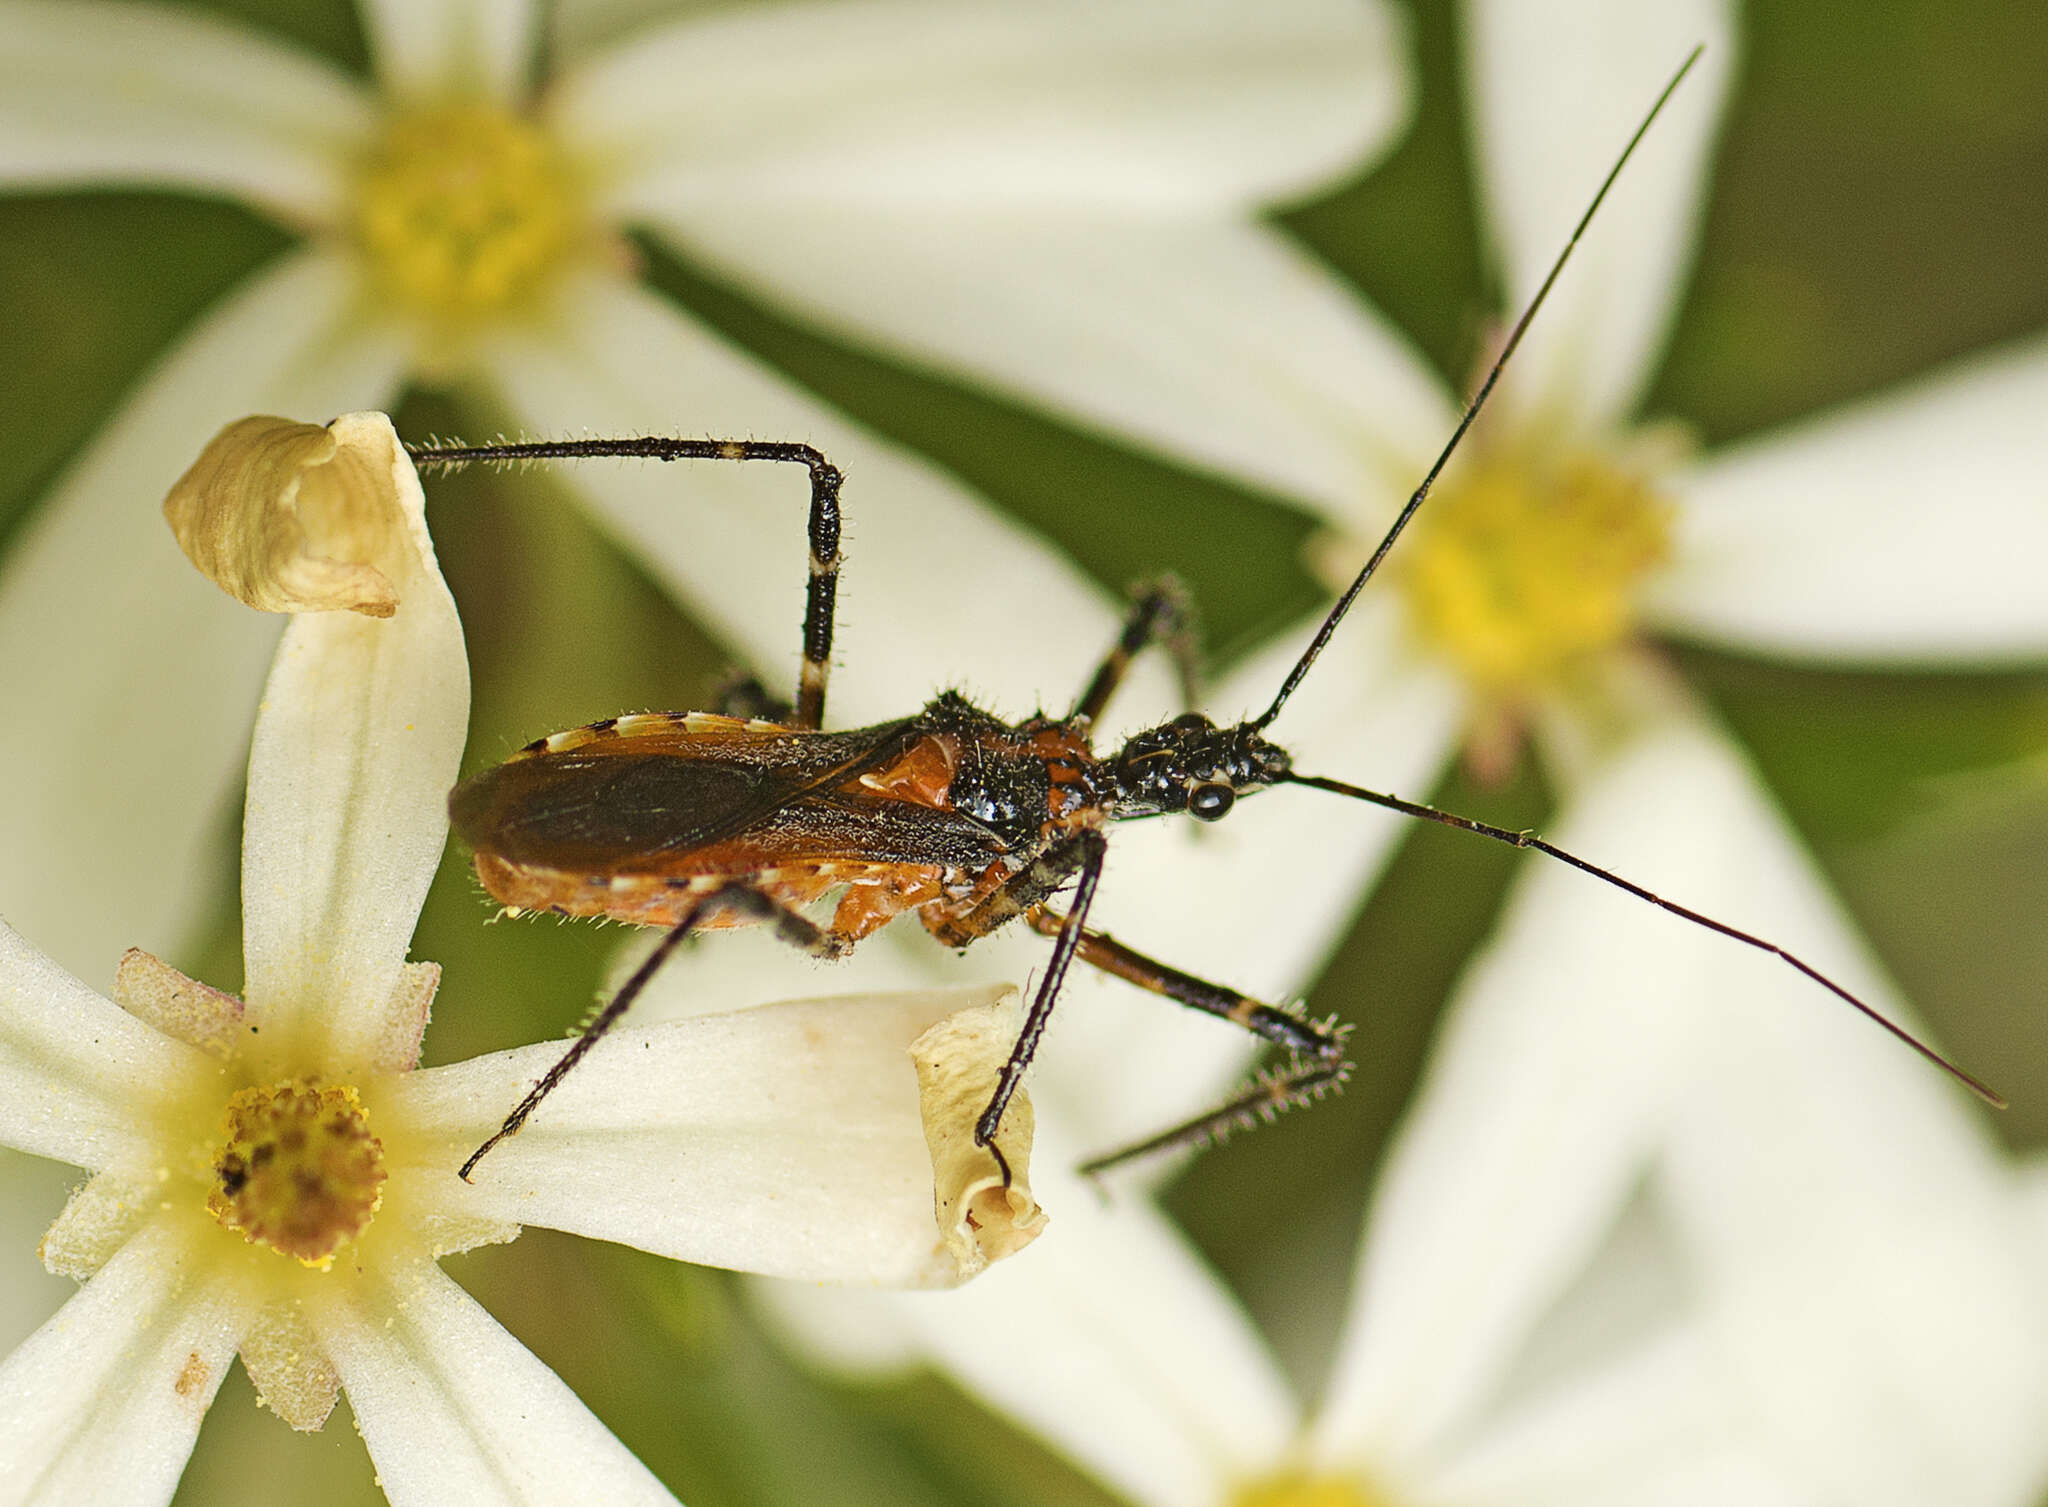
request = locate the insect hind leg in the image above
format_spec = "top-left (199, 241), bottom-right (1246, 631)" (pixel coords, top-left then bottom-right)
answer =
top-left (1022, 909), bottom-right (1352, 1175)
top-left (407, 434), bottom-right (845, 729)
top-left (459, 878), bottom-right (848, 1181)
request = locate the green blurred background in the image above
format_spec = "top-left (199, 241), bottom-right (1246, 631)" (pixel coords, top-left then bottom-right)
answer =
top-left (2, 1), bottom-right (2047, 1502)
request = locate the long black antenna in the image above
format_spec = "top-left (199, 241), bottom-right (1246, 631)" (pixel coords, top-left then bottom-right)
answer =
top-left (1286, 770), bottom-right (2005, 1109)
top-left (1251, 46), bottom-right (1703, 733)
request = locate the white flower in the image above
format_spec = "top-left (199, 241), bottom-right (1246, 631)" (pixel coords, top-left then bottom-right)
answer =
top-left (757, 922), bottom-right (2046, 1507)
top-left (0, 412), bottom-right (1043, 1506)
top-left (698, 1), bottom-right (2048, 1496)
top-left (0, 0), bottom-right (1405, 980)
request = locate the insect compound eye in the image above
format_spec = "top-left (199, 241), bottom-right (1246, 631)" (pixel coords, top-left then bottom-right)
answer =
top-left (1170, 712), bottom-right (1213, 734)
top-left (1186, 782), bottom-right (1235, 821)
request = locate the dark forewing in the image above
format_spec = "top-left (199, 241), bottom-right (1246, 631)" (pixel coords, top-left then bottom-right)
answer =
top-left (450, 713), bottom-right (1006, 876)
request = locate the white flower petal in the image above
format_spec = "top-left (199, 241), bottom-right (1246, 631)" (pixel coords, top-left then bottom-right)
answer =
top-left (471, 269), bottom-right (1122, 723)
top-left (0, 1219), bottom-right (251, 1507)
top-left (317, 1254), bottom-right (676, 1507)
top-left (743, 1279), bottom-right (921, 1380)
top-left (1632, 736), bottom-right (2046, 1504)
top-left (1467, 0), bottom-right (1736, 431)
top-left (0, 247), bottom-right (408, 980)
top-left (1314, 702), bottom-right (1745, 1472)
top-left (638, 211), bottom-right (1450, 530)
top-left (770, 1143), bottom-right (1297, 1507)
top-left (0, 0), bottom-right (372, 221)
top-left (239, 415), bottom-right (468, 1066)
top-left (0, 920), bottom-right (215, 1169)
top-left (1648, 332), bottom-right (2048, 662)
top-left (358, 0), bottom-right (539, 104)
top-left (561, 0), bottom-right (1405, 213)
top-left (1419, 1326), bottom-right (1800, 1507)
top-left (384, 987), bottom-right (1019, 1286)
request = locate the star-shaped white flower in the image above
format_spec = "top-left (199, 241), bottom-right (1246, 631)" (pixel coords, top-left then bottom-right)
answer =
top-left (0, 412), bottom-right (1044, 1505)
top-left (0, 0), bottom-right (1406, 980)
top-left (675, 0), bottom-right (2048, 1494)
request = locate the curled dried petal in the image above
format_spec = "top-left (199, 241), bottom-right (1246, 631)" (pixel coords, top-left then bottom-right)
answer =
top-left (163, 412), bottom-right (423, 616)
top-left (912, 992), bottom-right (1047, 1279)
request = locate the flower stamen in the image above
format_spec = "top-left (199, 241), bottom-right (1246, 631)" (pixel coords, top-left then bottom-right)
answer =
top-left (1395, 448), bottom-right (1672, 701)
top-left (208, 1080), bottom-right (387, 1268)
top-left (351, 103), bottom-right (586, 332)
top-left (1230, 1470), bottom-right (1397, 1507)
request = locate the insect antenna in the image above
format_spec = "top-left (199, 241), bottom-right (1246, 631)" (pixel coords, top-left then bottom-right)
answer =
top-left (1279, 771), bottom-right (2005, 1108)
top-left (1218, 43), bottom-right (2002, 1122)
top-left (1250, 46), bottom-right (1703, 735)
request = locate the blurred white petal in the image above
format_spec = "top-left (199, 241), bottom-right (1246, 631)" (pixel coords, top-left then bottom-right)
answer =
top-left (0, 247), bottom-right (407, 979)
top-left (1418, 1326), bottom-right (1796, 1507)
top-left (358, 0), bottom-right (538, 104)
top-left (0, 920), bottom-right (215, 1169)
top-left (472, 269), bottom-right (1121, 723)
top-left (1467, 0), bottom-right (1736, 431)
top-left (564, 0), bottom-right (1405, 213)
top-left (642, 211), bottom-right (1449, 529)
top-left (0, 1220), bottom-right (250, 1507)
top-left (239, 416), bottom-right (468, 1065)
top-left (1636, 748), bottom-right (2046, 1506)
top-left (1649, 332), bottom-right (2048, 663)
top-left (317, 1254), bottom-right (677, 1507)
top-left (745, 1279), bottom-right (921, 1380)
top-left (770, 1144), bottom-right (1297, 1507)
top-left (384, 988), bottom-right (1020, 1286)
top-left (1313, 697), bottom-right (1742, 1471)
top-left (0, 0), bottom-right (372, 220)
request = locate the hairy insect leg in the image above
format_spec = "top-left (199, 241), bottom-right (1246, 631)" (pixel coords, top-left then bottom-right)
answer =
top-left (1078, 1059), bottom-right (1352, 1179)
top-left (459, 879), bottom-right (850, 1180)
top-left (1071, 576), bottom-right (1201, 726)
top-left (407, 434), bottom-right (846, 729)
top-left (1021, 910), bottom-right (1352, 1175)
top-left (1023, 910), bottom-right (1345, 1064)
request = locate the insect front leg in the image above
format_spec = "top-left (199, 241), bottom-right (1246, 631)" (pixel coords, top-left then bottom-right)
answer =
top-left (924, 830), bottom-right (1110, 1179)
top-left (407, 434), bottom-right (845, 728)
top-left (1021, 911), bottom-right (1351, 1175)
top-left (460, 877), bottom-right (850, 1180)
top-left (1071, 576), bottom-right (1201, 726)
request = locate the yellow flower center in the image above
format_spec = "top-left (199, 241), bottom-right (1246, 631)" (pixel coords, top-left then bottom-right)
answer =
top-left (1396, 448), bottom-right (1672, 701)
top-left (1230, 1471), bottom-right (1397, 1507)
top-left (351, 102), bottom-right (586, 330)
top-left (208, 1079), bottom-right (387, 1268)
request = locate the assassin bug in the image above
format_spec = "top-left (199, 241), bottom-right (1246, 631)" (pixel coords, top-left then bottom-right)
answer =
top-left (423, 49), bottom-right (1998, 1183)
